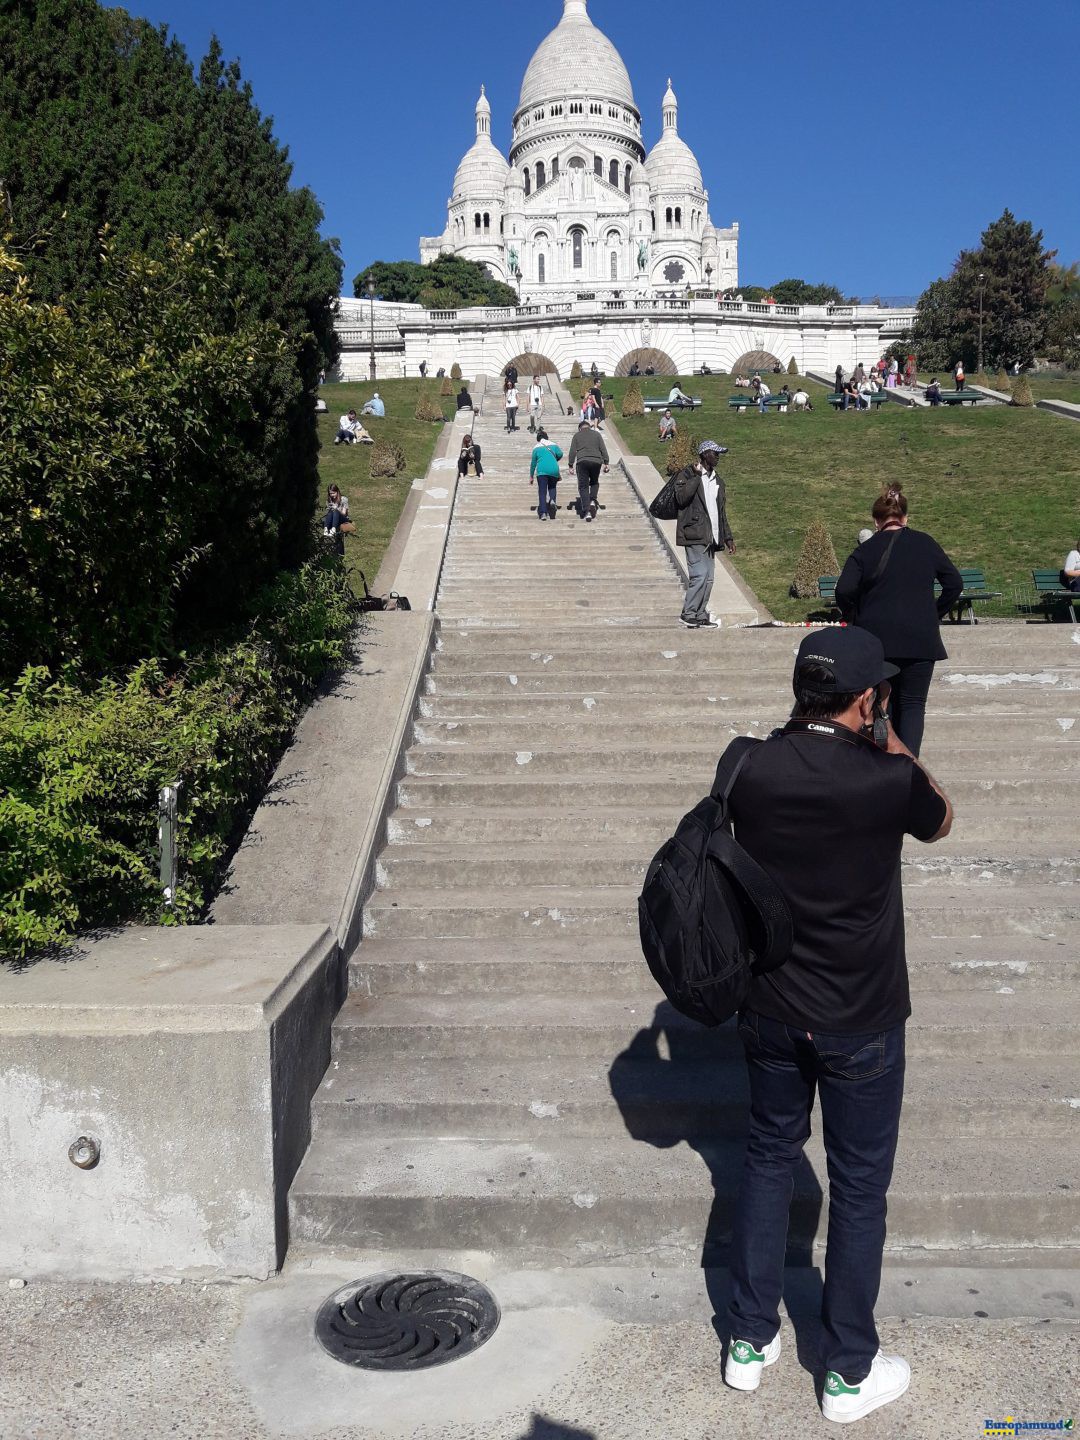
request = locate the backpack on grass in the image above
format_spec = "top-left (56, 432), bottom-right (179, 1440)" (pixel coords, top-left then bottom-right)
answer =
top-left (637, 737), bottom-right (793, 1027)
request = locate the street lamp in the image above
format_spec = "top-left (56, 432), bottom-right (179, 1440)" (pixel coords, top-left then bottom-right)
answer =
top-left (705, 262), bottom-right (713, 294)
top-left (367, 278), bottom-right (376, 382)
top-left (977, 272), bottom-right (986, 375)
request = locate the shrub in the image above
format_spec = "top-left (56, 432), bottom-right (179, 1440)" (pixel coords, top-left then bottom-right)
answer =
top-left (787, 356), bottom-right (799, 375)
top-left (665, 428), bottom-right (695, 477)
top-left (439, 374), bottom-right (453, 396)
top-left (570, 360), bottom-right (582, 379)
top-left (791, 518), bottom-right (841, 599)
top-left (1010, 374), bottom-right (1035, 407)
top-left (621, 381), bottom-right (645, 418)
top-left (414, 387), bottom-right (446, 422)
top-left (0, 557), bottom-right (358, 960)
top-left (0, 234), bottom-right (287, 683)
top-left (450, 362), bottom-right (462, 381)
top-left (370, 439), bottom-right (407, 477)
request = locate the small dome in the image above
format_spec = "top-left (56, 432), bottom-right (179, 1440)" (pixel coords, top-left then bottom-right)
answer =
top-left (452, 138), bottom-right (510, 200)
top-left (645, 132), bottom-right (704, 193)
top-left (476, 84), bottom-right (491, 116)
top-left (519, 0), bottom-right (636, 112)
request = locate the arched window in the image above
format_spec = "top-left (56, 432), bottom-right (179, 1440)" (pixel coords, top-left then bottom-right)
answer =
top-left (475, 212), bottom-right (482, 231)
top-left (624, 163), bottom-right (631, 193)
top-left (665, 207), bottom-right (673, 228)
top-left (610, 252), bottom-right (618, 280)
top-left (675, 207), bottom-right (681, 226)
top-left (483, 212), bottom-right (490, 230)
top-left (524, 167), bottom-right (531, 196)
top-left (571, 228), bottom-right (584, 269)
top-left (568, 155), bottom-right (585, 169)
top-left (594, 155), bottom-right (603, 177)
top-left (551, 156), bottom-right (559, 179)
top-left (609, 158), bottom-right (619, 187)
top-left (535, 160), bottom-right (546, 188)
top-left (538, 254), bottom-right (546, 284)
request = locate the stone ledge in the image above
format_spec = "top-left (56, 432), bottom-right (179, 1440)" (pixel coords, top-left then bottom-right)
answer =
top-left (0, 924), bottom-right (340, 1280)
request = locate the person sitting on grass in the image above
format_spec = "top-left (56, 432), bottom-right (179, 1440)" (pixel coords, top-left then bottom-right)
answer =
top-left (335, 409), bottom-right (373, 445)
top-left (360, 392), bottom-right (385, 418)
top-left (791, 388), bottom-right (813, 411)
top-left (925, 378), bottom-right (942, 406)
top-left (659, 409), bottom-right (678, 442)
top-left (1063, 539), bottom-right (1080, 593)
top-left (322, 484), bottom-right (351, 554)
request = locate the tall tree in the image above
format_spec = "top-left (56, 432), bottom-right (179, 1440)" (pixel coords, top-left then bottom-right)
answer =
top-left (0, 0), bottom-right (342, 611)
top-left (354, 255), bottom-right (518, 309)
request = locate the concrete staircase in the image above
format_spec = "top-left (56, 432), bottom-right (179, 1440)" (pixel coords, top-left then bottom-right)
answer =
top-left (289, 399), bottom-right (1080, 1282)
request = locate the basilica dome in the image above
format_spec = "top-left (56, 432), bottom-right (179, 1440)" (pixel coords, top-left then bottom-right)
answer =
top-left (644, 79), bottom-right (704, 193)
top-left (452, 87), bottom-right (510, 199)
top-left (518, 0), bottom-right (636, 112)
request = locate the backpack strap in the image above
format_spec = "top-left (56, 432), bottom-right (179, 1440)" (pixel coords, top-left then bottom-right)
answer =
top-left (710, 735), bottom-right (761, 803)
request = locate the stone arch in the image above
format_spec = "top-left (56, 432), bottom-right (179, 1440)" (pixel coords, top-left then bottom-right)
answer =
top-left (731, 348), bottom-right (782, 377)
top-left (503, 351), bottom-right (560, 379)
top-left (614, 347), bottom-right (679, 378)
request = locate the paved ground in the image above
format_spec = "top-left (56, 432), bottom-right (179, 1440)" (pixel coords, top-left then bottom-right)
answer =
top-left (1, 1273), bottom-right (1076, 1439)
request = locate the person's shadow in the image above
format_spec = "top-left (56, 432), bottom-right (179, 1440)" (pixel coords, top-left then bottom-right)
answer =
top-left (516, 1418), bottom-right (595, 1440)
top-left (608, 1002), bottom-right (825, 1376)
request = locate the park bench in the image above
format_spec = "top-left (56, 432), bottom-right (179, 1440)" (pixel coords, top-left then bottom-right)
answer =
top-left (826, 391), bottom-right (888, 410)
top-left (643, 395), bottom-right (701, 411)
top-left (1029, 569), bottom-right (1079, 623)
top-left (806, 574), bottom-right (842, 621)
top-left (728, 394), bottom-right (791, 413)
top-left (937, 568), bottom-right (1002, 623)
top-left (937, 391), bottom-right (983, 406)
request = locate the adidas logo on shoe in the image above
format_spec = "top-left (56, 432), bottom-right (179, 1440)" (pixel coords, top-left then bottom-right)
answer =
top-left (723, 1334), bottom-right (781, 1392)
top-left (822, 1351), bottom-right (910, 1423)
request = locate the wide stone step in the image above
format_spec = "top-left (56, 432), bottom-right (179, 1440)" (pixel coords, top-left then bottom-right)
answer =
top-left (288, 1131), bottom-right (1080, 1265)
top-left (397, 774), bottom-right (1080, 810)
top-left (436, 624), bottom-right (1080, 653)
top-left (349, 935), bottom-right (1079, 997)
top-left (400, 743), bottom-right (1080, 778)
top-left (375, 845), bottom-right (1080, 890)
top-left (424, 667), bottom-right (1080, 696)
top-left (429, 647), bottom-right (1080, 676)
top-left (312, 1052), bottom-right (1079, 1141)
top-left (330, 990), bottom-right (1080, 1062)
top-left (386, 801), bottom-right (1076, 848)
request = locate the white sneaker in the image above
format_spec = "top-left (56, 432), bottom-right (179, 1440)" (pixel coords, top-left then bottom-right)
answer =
top-left (706, 612), bottom-right (723, 627)
top-left (724, 1334), bottom-right (781, 1391)
top-left (821, 1351), bottom-right (910, 1424)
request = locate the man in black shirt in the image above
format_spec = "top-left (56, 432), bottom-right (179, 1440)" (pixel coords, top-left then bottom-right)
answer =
top-left (722, 627), bottom-right (953, 1424)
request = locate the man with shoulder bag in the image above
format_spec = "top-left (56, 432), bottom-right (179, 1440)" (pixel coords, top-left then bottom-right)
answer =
top-left (720, 626), bottom-right (953, 1424)
top-left (675, 439), bottom-right (735, 628)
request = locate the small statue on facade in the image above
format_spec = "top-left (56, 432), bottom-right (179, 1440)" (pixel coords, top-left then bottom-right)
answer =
top-left (637, 240), bottom-right (649, 273)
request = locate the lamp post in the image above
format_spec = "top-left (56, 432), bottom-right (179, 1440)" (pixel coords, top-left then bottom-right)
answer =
top-left (977, 272), bottom-right (986, 376)
top-left (367, 278), bottom-right (376, 381)
top-left (705, 262), bottom-right (713, 295)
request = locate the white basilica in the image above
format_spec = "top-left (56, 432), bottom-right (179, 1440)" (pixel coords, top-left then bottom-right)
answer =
top-left (419, 0), bottom-right (738, 296)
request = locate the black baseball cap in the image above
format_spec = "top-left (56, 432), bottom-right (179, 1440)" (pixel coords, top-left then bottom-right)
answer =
top-left (793, 626), bottom-right (899, 694)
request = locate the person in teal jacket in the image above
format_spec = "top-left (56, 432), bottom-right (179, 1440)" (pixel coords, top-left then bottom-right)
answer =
top-left (528, 429), bottom-right (564, 521)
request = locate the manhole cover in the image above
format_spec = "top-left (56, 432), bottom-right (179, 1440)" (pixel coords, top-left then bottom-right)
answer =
top-left (315, 1272), bottom-right (500, 1370)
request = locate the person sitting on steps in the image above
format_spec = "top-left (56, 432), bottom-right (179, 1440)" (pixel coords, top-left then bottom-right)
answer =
top-left (457, 434), bottom-right (484, 478)
top-left (456, 385), bottom-right (474, 411)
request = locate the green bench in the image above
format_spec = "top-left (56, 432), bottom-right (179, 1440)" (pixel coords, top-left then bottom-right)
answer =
top-left (935, 390), bottom-right (983, 406)
top-left (826, 391), bottom-right (888, 410)
top-left (728, 394), bottom-right (791, 412)
top-left (812, 568), bottom-right (1002, 624)
top-left (643, 395), bottom-right (701, 411)
top-left (1030, 569), bottom-right (1079, 622)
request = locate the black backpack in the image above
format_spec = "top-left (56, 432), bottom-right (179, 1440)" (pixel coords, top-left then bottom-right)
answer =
top-left (638, 737), bottom-right (793, 1027)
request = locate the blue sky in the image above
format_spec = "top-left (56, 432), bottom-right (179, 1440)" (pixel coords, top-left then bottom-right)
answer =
top-left (132, 0), bottom-right (1078, 299)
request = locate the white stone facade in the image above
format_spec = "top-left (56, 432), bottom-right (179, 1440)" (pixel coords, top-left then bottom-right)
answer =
top-left (419, 0), bottom-right (737, 296)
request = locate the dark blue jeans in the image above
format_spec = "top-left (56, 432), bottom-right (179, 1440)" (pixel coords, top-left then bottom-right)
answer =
top-left (727, 1009), bottom-right (906, 1382)
top-left (535, 475), bottom-right (558, 515)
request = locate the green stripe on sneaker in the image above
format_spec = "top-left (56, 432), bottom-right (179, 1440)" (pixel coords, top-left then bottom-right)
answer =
top-left (825, 1372), bottom-right (861, 1396)
top-left (731, 1341), bottom-right (765, 1364)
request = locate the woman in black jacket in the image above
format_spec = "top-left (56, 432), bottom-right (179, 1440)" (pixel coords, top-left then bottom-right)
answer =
top-left (835, 486), bottom-right (962, 755)
top-left (457, 434), bottom-right (483, 478)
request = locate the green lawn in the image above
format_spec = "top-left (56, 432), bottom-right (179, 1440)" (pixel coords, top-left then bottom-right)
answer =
top-left (1030, 375), bottom-right (1080, 405)
top-left (317, 378), bottom-right (451, 593)
top-left (607, 374), bottom-right (1080, 620)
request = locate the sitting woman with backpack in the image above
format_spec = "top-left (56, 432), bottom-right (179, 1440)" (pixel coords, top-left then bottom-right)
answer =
top-left (457, 434), bottom-right (484, 478)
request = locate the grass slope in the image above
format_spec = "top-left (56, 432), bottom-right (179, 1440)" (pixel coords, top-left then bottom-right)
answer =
top-left (317, 379), bottom-right (450, 592)
top-left (606, 374), bottom-right (1080, 620)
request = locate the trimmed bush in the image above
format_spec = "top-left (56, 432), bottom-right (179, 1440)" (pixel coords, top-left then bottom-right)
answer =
top-left (665, 428), bottom-right (695, 477)
top-left (414, 387), bottom-right (445, 422)
top-left (569, 360), bottom-right (582, 379)
top-left (621, 381), bottom-right (645, 418)
top-left (450, 362), bottom-right (462, 381)
top-left (791, 518), bottom-right (841, 599)
top-left (1010, 374), bottom-right (1035, 407)
top-left (370, 439), bottom-right (407, 477)
top-left (439, 374), bottom-right (453, 396)
top-left (787, 356), bottom-right (799, 375)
